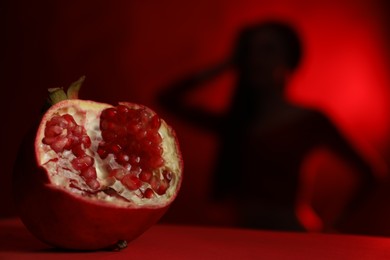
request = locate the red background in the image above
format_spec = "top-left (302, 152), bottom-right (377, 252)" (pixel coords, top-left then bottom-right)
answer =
top-left (2, 0), bottom-right (390, 233)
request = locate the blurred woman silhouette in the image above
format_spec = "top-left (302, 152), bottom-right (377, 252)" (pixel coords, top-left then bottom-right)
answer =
top-left (158, 21), bottom-right (376, 231)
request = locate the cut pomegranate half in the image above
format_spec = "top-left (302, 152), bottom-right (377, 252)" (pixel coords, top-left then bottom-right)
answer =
top-left (13, 79), bottom-right (183, 250)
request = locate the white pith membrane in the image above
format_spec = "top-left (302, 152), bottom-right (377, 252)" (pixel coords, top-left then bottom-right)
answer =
top-left (37, 101), bottom-right (181, 207)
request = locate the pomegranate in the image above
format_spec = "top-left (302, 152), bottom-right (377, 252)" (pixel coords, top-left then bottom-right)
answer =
top-left (13, 78), bottom-right (183, 250)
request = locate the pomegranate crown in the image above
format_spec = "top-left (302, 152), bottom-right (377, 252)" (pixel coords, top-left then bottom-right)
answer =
top-left (47, 76), bottom-right (85, 105)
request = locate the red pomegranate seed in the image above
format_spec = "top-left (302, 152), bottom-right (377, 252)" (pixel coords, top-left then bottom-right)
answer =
top-left (67, 134), bottom-right (80, 146)
top-left (143, 188), bottom-right (155, 199)
top-left (63, 137), bottom-right (74, 150)
top-left (63, 114), bottom-right (76, 124)
top-left (46, 115), bottom-right (60, 126)
top-left (129, 155), bottom-right (140, 165)
top-left (42, 136), bottom-right (57, 145)
top-left (86, 179), bottom-right (100, 190)
top-left (97, 147), bottom-right (108, 159)
top-left (138, 110), bottom-right (150, 124)
top-left (81, 167), bottom-right (97, 179)
top-left (163, 170), bottom-right (173, 182)
top-left (117, 153), bottom-right (129, 165)
top-left (50, 115), bottom-right (68, 128)
top-left (101, 131), bottom-right (117, 142)
top-left (108, 143), bottom-right (121, 154)
top-left (102, 121), bottom-right (117, 131)
top-left (117, 137), bottom-right (128, 148)
top-left (72, 125), bottom-right (83, 136)
top-left (149, 176), bottom-right (160, 191)
top-left (138, 130), bottom-right (147, 139)
top-left (121, 175), bottom-right (142, 191)
top-left (130, 166), bottom-right (142, 176)
top-left (109, 168), bottom-right (126, 180)
top-left (139, 171), bottom-right (152, 182)
top-left (115, 127), bottom-right (127, 138)
top-left (101, 107), bottom-right (117, 120)
top-left (126, 122), bottom-right (141, 134)
top-left (81, 136), bottom-right (91, 148)
top-left (150, 157), bottom-right (164, 168)
top-left (72, 144), bottom-right (85, 157)
top-left (100, 120), bottom-right (109, 130)
top-left (117, 105), bottom-right (130, 114)
top-left (123, 163), bottom-right (132, 172)
top-left (51, 137), bottom-right (69, 153)
top-left (45, 125), bottom-right (63, 137)
top-left (72, 155), bottom-right (94, 171)
top-left (117, 105), bottom-right (130, 123)
top-left (149, 115), bottom-right (161, 130)
top-left (146, 131), bottom-right (162, 145)
top-left (156, 179), bottom-right (169, 195)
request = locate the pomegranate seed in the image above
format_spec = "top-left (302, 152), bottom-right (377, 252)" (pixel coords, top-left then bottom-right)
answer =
top-left (150, 115), bottom-right (161, 130)
top-left (117, 153), bottom-right (129, 165)
top-left (86, 179), bottom-right (100, 190)
top-left (101, 121), bottom-right (117, 131)
top-left (72, 155), bottom-right (94, 171)
top-left (51, 137), bottom-right (69, 153)
top-left (129, 155), bottom-right (140, 165)
top-left (45, 125), bottom-right (63, 137)
top-left (81, 135), bottom-right (91, 148)
top-left (108, 143), bottom-right (122, 154)
top-left (101, 108), bottom-right (117, 120)
top-left (100, 120), bottom-right (109, 130)
top-left (117, 137), bottom-right (128, 148)
top-left (163, 170), bottom-right (173, 182)
top-left (130, 166), bottom-right (142, 176)
top-left (123, 163), bottom-right (132, 171)
top-left (49, 115), bottom-right (68, 128)
top-left (142, 139), bottom-right (153, 147)
top-left (63, 114), bottom-right (76, 124)
top-left (126, 122), bottom-right (141, 134)
top-left (147, 131), bottom-right (162, 144)
top-left (139, 171), bottom-right (152, 182)
top-left (46, 116), bottom-right (60, 126)
top-left (42, 136), bottom-right (57, 145)
top-left (110, 168), bottom-right (126, 180)
top-left (156, 179), bottom-right (169, 195)
top-left (115, 127), bottom-right (127, 138)
top-left (149, 176), bottom-right (160, 191)
top-left (117, 105), bottom-right (130, 123)
top-left (150, 157), bottom-right (164, 168)
top-left (139, 109), bottom-right (150, 124)
top-left (72, 144), bottom-right (85, 157)
top-left (117, 105), bottom-right (130, 114)
top-left (143, 188), bottom-right (155, 199)
top-left (102, 131), bottom-right (117, 142)
top-left (97, 146), bottom-right (108, 159)
top-left (72, 125), bottom-right (83, 136)
top-left (67, 134), bottom-right (80, 145)
top-left (81, 167), bottom-right (97, 179)
top-left (138, 130), bottom-right (147, 139)
top-left (121, 175), bottom-right (142, 191)
top-left (63, 137), bottom-right (74, 150)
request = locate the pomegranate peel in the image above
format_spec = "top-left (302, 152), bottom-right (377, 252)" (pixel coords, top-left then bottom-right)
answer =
top-left (13, 78), bottom-right (183, 250)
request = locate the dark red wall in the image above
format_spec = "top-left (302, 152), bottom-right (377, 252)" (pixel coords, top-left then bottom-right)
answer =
top-left (2, 0), bottom-right (390, 232)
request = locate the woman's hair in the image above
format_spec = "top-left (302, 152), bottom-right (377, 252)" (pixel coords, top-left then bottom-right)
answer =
top-left (233, 21), bottom-right (302, 71)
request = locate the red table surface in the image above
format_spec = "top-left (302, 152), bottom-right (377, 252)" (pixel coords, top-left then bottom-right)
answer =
top-left (1, 218), bottom-right (390, 260)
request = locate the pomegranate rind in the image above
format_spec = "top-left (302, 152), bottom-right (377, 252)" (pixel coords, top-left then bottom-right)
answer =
top-left (13, 99), bottom-right (183, 250)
